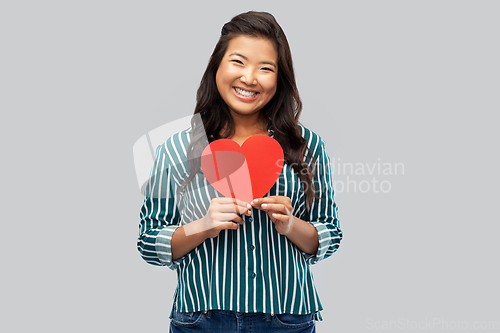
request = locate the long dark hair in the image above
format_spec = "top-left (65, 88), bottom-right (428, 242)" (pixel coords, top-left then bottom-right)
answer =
top-left (179, 11), bottom-right (317, 210)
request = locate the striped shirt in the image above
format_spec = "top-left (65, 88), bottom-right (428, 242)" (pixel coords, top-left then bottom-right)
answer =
top-left (137, 125), bottom-right (343, 322)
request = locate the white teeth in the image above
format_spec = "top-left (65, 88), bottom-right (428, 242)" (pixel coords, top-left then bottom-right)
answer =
top-left (235, 87), bottom-right (257, 98)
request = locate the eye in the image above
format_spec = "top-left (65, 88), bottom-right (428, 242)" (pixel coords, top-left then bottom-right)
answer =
top-left (261, 67), bottom-right (274, 72)
top-left (231, 59), bottom-right (244, 65)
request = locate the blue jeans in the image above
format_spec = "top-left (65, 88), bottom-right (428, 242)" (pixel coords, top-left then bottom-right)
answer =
top-left (169, 303), bottom-right (316, 332)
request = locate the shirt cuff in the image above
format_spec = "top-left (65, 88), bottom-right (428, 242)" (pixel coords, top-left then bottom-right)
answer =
top-left (156, 225), bottom-right (182, 270)
top-left (301, 221), bottom-right (332, 265)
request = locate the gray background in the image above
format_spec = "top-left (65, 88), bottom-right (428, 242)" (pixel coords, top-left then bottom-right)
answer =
top-left (2, 0), bottom-right (499, 332)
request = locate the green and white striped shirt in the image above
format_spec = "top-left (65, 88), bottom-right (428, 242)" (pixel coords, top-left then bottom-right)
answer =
top-left (137, 125), bottom-right (342, 322)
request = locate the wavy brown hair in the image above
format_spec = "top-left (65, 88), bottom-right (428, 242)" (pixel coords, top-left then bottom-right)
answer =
top-left (179, 11), bottom-right (317, 211)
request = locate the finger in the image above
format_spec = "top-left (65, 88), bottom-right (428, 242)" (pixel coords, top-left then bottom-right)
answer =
top-left (218, 203), bottom-right (252, 215)
top-left (216, 197), bottom-right (251, 208)
top-left (260, 203), bottom-right (287, 213)
top-left (220, 221), bottom-right (240, 230)
top-left (231, 216), bottom-right (244, 224)
top-left (261, 204), bottom-right (290, 216)
top-left (216, 212), bottom-right (243, 223)
top-left (231, 197), bottom-right (252, 216)
top-left (252, 198), bottom-right (287, 210)
top-left (252, 197), bottom-right (278, 205)
top-left (270, 212), bottom-right (290, 222)
top-left (251, 198), bottom-right (270, 209)
top-left (266, 195), bottom-right (289, 201)
top-left (256, 196), bottom-right (292, 206)
top-left (222, 199), bottom-right (252, 214)
top-left (213, 197), bottom-right (251, 213)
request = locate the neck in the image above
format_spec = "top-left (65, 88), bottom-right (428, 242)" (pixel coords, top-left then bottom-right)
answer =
top-left (227, 112), bottom-right (268, 138)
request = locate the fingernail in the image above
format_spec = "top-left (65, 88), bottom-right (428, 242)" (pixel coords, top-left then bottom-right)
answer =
top-left (254, 199), bottom-right (258, 203)
top-left (262, 204), bottom-right (267, 208)
top-left (247, 204), bottom-right (251, 209)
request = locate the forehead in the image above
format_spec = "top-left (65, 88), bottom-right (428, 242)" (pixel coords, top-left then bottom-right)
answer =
top-left (225, 35), bottom-right (278, 61)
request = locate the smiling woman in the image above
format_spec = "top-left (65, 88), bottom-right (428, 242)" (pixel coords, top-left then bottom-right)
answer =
top-left (137, 11), bottom-right (343, 333)
top-left (216, 35), bottom-right (278, 120)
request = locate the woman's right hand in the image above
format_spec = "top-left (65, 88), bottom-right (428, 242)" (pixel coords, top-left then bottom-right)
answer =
top-left (202, 197), bottom-right (252, 238)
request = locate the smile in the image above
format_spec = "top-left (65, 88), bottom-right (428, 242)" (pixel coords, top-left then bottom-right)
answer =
top-left (234, 87), bottom-right (258, 99)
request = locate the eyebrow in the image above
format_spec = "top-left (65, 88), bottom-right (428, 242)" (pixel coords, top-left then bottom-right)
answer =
top-left (229, 52), bottom-right (277, 68)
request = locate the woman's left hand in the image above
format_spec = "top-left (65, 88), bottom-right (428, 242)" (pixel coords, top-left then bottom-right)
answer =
top-left (251, 196), bottom-right (295, 236)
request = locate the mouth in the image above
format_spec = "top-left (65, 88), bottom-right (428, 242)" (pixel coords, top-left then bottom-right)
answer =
top-left (233, 87), bottom-right (259, 99)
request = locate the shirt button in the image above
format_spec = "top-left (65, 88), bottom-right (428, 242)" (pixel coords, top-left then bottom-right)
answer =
top-left (251, 272), bottom-right (256, 278)
top-left (250, 245), bottom-right (255, 250)
top-left (248, 217), bottom-right (253, 222)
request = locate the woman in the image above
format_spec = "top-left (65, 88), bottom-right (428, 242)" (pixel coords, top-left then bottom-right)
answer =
top-left (138, 11), bottom-right (343, 332)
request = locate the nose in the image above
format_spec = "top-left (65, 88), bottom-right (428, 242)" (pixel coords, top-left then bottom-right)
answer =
top-left (240, 68), bottom-right (257, 85)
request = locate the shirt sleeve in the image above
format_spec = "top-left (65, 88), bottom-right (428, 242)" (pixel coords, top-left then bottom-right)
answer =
top-left (137, 142), bottom-right (182, 270)
top-left (301, 136), bottom-right (343, 265)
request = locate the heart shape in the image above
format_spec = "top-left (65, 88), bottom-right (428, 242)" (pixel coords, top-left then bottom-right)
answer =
top-left (201, 135), bottom-right (284, 203)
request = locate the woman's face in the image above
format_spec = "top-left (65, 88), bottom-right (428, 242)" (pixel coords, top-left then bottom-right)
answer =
top-left (216, 35), bottom-right (278, 119)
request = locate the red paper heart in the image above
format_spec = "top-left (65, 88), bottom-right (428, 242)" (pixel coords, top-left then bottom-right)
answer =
top-left (201, 135), bottom-right (284, 203)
